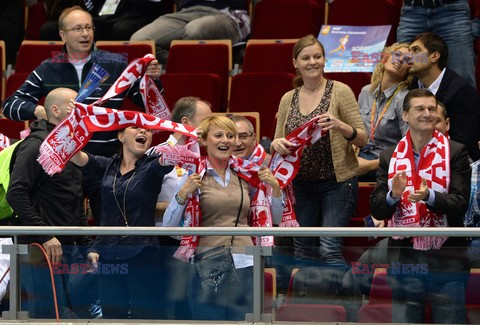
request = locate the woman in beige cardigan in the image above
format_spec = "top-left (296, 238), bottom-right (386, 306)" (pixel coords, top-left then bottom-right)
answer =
top-left (271, 34), bottom-right (367, 265)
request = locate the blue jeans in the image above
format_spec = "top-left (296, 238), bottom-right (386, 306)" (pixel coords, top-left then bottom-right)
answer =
top-left (391, 273), bottom-right (467, 323)
top-left (397, 0), bottom-right (475, 88)
top-left (189, 264), bottom-right (253, 321)
top-left (292, 177), bottom-right (358, 265)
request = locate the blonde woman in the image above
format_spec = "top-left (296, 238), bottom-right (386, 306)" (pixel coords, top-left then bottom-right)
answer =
top-left (357, 43), bottom-right (413, 181)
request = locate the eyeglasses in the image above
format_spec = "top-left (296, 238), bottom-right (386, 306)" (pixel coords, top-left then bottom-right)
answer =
top-left (238, 133), bottom-right (254, 140)
top-left (63, 25), bottom-right (95, 34)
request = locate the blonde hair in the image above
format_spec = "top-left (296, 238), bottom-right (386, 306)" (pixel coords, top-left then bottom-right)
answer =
top-left (370, 42), bottom-right (413, 93)
top-left (199, 116), bottom-right (237, 141)
top-left (292, 34), bottom-right (325, 88)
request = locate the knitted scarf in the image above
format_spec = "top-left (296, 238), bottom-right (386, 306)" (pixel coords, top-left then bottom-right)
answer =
top-left (37, 55), bottom-right (190, 175)
top-left (387, 129), bottom-right (450, 250)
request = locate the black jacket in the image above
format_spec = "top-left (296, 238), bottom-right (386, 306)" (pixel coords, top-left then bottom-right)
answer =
top-left (411, 69), bottom-right (480, 161)
top-left (6, 120), bottom-right (93, 254)
top-left (369, 140), bottom-right (471, 272)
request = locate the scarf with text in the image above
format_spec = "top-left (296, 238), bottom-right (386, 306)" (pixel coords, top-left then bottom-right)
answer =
top-left (387, 129), bottom-right (450, 250)
top-left (37, 55), bottom-right (182, 174)
top-left (269, 115), bottom-right (325, 226)
top-left (0, 134), bottom-right (10, 152)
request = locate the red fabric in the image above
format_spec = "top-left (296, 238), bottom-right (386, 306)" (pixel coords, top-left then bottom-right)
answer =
top-left (242, 41), bottom-right (296, 74)
top-left (0, 119), bottom-right (26, 140)
top-left (327, 0), bottom-right (399, 45)
top-left (229, 72), bottom-right (294, 139)
top-left (276, 304), bottom-right (347, 322)
top-left (166, 43), bottom-right (230, 111)
top-left (251, 0), bottom-right (323, 39)
top-left (16, 42), bottom-right (63, 74)
top-left (159, 73), bottom-right (222, 113)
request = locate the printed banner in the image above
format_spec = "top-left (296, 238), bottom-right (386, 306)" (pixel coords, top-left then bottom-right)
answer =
top-left (319, 25), bottom-right (391, 72)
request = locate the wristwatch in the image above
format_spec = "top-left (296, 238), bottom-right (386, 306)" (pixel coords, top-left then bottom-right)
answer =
top-left (175, 193), bottom-right (186, 205)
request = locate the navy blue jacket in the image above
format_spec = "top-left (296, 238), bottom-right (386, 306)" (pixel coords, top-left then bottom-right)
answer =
top-left (2, 45), bottom-right (163, 157)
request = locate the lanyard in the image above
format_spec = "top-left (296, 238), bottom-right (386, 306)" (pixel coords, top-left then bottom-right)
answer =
top-left (369, 87), bottom-right (401, 142)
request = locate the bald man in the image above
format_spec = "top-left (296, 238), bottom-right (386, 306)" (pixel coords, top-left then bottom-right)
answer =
top-left (7, 88), bottom-right (98, 318)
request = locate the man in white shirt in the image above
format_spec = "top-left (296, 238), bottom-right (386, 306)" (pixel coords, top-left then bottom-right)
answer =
top-left (408, 32), bottom-right (480, 161)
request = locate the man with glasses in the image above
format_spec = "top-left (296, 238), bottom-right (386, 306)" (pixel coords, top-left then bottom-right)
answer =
top-left (3, 5), bottom-right (162, 158)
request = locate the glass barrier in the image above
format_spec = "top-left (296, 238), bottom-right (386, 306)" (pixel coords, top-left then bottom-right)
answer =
top-left (1, 231), bottom-right (478, 324)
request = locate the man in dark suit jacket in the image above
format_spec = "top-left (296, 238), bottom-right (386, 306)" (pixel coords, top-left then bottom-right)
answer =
top-left (408, 32), bottom-right (480, 161)
top-left (370, 89), bottom-right (471, 324)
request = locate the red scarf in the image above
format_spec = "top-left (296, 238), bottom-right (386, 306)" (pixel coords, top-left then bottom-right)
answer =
top-left (387, 129), bottom-right (450, 250)
top-left (269, 115), bottom-right (325, 226)
top-left (37, 55), bottom-right (186, 175)
top-left (0, 134), bottom-right (10, 152)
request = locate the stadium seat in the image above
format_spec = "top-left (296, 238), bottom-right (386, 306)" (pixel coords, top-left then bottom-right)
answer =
top-left (166, 40), bottom-right (232, 111)
top-left (25, 1), bottom-right (48, 40)
top-left (251, 0), bottom-right (323, 39)
top-left (228, 72), bottom-right (294, 139)
top-left (357, 303), bottom-right (392, 323)
top-left (159, 73), bottom-right (222, 113)
top-left (95, 40), bottom-right (155, 63)
top-left (324, 72), bottom-right (371, 100)
top-left (5, 73), bottom-right (29, 99)
top-left (264, 267), bottom-right (277, 314)
top-left (0, 41), bottom-right (5, 102)
top-left (466, 269), bottom-right (480, 324)
top-left (327, 0), bottom-right (400, 46)
top-left (0, 118), bottom-right (28, 140)
top-left (356, 181), bottom-right (376, 220)
top-left (276, 303), bottom-right (347, 322)
top-left (15, 41), bottom-right (64, 74)
top-left (242, 39), bottom-right (297, 74)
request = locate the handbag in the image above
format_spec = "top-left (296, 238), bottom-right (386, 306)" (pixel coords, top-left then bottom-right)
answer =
top-left (194, 175), bottom-right (244, 293)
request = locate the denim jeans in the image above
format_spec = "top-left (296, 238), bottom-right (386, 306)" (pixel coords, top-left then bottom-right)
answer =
top-left (391, 274), bottom-right (467, 323)
top-left (189, 264), bottom-right (253, 321)
top-left (292, 177), bottom-right (358, 265)
top-left (397, 0), bottom-right (475, 88)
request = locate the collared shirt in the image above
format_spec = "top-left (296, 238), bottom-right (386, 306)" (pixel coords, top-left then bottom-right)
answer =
top-left (418, 68), bottom-right (446, 95)
top-left (83, 153), bottom-right (172, 260)
top-left (386, 151), bottom-right (436, 206)
top-left (358, 84), bottom-right (409, 158)
top-left (465, 160), bottom-right (480, 227)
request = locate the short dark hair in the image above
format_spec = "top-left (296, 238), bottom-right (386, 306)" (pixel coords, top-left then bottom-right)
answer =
top-left (437, 101), bottom-right (448, 120)
top-left (413, 32), bottom-right (448, 69)
top-left (403, 89), bottom-right (437, 112)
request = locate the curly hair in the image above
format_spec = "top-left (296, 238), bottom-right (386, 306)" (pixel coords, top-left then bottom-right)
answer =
top-left (369, 42), bottom-right (413, 94)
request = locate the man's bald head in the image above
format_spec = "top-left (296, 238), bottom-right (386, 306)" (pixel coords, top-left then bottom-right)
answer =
top-left (44, 88), bottom-right (77, 124)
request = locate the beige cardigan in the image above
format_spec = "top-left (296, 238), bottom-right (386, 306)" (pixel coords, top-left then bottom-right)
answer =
top-left (274, 81), bottom-right (365, 182)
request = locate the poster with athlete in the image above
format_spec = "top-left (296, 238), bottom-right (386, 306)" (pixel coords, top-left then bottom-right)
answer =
top-left (319, 25), bottom-right (391, 72)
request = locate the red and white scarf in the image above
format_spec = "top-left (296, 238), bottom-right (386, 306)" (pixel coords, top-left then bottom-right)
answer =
top-left (0, 134), bottom-right (10, 152)
top-left (37, 55), bottom-right (184, 175)
top-left (387, 129), bottom-right (450, 250)
top-left (269, 115), bottom-right (325, 226)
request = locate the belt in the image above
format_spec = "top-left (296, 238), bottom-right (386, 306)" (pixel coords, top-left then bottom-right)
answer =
top-left (404, 0), bottom-right (457, 8)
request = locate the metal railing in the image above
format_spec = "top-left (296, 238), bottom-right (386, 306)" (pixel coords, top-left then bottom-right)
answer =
top-left (1, 226), bottom-right (479, 323)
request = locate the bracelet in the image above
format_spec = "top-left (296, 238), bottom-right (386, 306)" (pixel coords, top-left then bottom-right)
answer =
top-left (175, 193), bottom-right (186, 205)
top-left (344, 126), bottom-right (357, 141)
